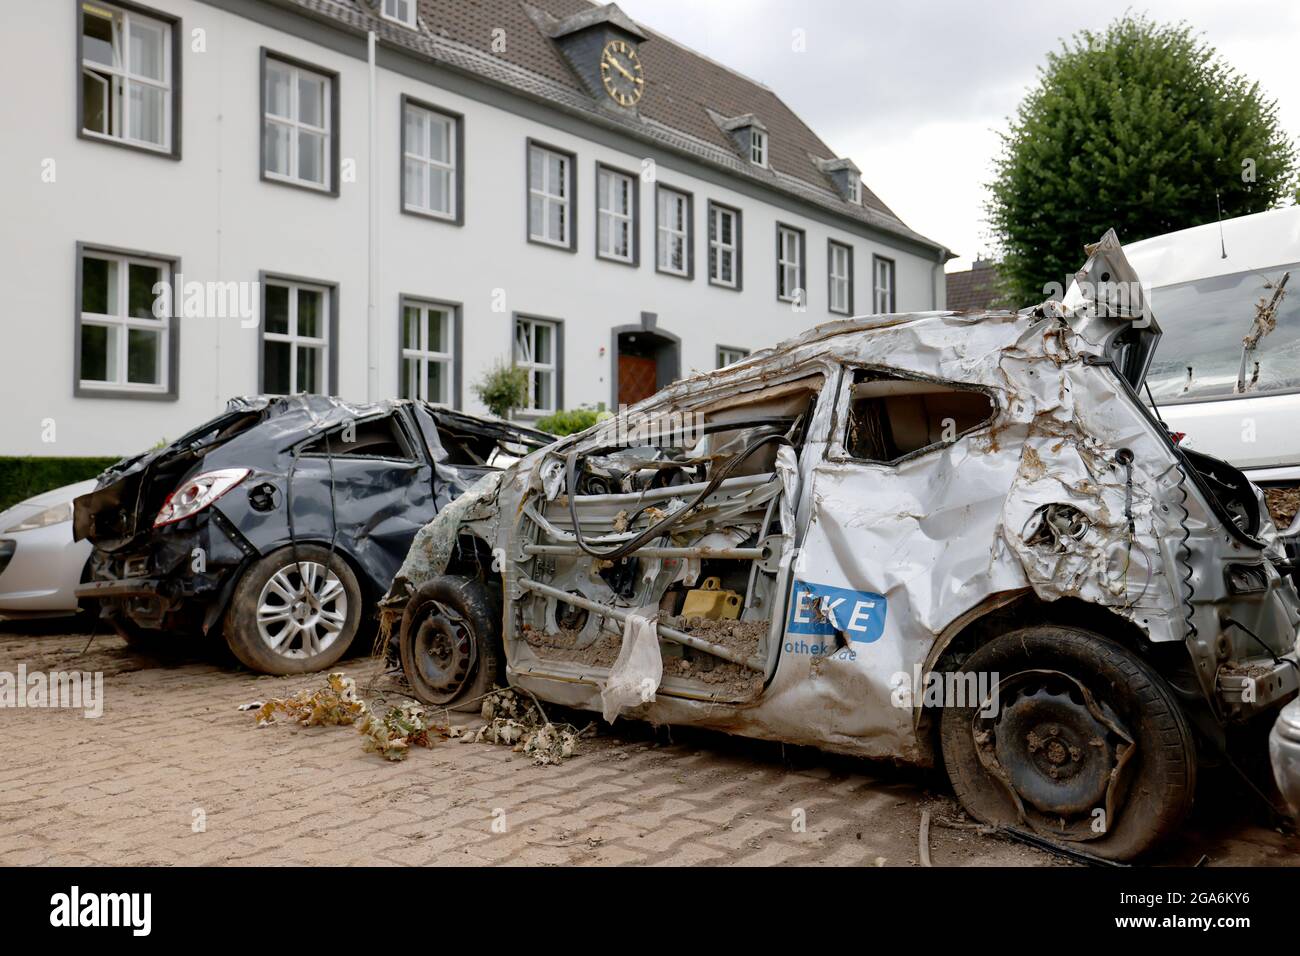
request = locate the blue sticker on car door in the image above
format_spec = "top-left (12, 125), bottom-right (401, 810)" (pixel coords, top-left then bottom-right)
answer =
top-left (787, 580), bottom-right (887, 643)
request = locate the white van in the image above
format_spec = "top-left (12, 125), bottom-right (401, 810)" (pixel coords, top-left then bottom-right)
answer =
top-left (1124, 206), bottom-right (1300, 531)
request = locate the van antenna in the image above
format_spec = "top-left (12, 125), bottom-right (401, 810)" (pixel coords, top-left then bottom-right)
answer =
top-left (1215, 191), bottom-right (1228, 259)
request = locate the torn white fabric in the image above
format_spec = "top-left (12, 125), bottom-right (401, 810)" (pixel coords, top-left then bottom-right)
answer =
top-left (600, 606), bottom-right (663, 723)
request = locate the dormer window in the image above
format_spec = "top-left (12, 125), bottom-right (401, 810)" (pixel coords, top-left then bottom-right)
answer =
top-left (381, 0), bottom-right (417, 29)
top-left (815, 156), bottom-right (863, 205)
top-left (711, 112), bottom-right (769, 170)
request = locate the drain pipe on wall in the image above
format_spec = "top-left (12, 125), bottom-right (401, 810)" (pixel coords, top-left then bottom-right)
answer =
top-left (931, 251), bottom-right (944, 311)
top-left (366, 30), bottom-right (379, 401)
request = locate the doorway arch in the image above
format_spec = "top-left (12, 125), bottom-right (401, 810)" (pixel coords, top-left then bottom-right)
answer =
top-left (610, 313), bottom-right (680, 408)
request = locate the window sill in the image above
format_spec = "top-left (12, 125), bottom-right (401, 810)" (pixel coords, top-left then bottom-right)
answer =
top-left (708, 277), bottom-right (741, 291)
top-left (76, 383), bottom-right (176, 401)
top-left (402, 203), bottom-right (461, 225)
top-left (261, 171), bottom-right (338, 198)
top-left (597, 251), bottom-right (638, 268)
top-left (527, 235), bottom-right (576, 253)
top-left (656, 266), bottom-right (693, 281)
top-left (78, 129), bottom-right (178, 160)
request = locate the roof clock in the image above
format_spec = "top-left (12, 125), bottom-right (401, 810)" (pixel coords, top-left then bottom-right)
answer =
top-left (543, 3), bottom-right (649, 111)
top-left (600, 38), bottom-right (643, 107)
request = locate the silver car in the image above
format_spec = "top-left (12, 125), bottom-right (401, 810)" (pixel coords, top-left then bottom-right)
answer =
top-left (0, 480), bottom-right (97, 618)
top-left (384, 232), bottom-right (1300, 861)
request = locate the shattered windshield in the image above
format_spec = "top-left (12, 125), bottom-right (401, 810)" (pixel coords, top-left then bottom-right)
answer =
top-left (1145, 263), bottom-right (1300, 401)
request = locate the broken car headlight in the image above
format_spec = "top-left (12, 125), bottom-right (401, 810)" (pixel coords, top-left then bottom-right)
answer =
top-left (5, 501), bottom-right (73, 533)
top-left (154, 468), bottom-right (250, 528)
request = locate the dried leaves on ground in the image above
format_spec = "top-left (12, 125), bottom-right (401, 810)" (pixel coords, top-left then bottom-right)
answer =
top-left (1265, 486), bottom-right (1299, 529)
top-left (247, 676), bottom-right (592, 765)
top-left (251, 672), bottom-right (439, 762)
top-left (253, 672), bottom-right (367, 728)
top-left (451, 689), bottom-right (592, 765)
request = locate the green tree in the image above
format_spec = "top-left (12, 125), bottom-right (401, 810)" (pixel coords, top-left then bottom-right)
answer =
top-left (987, 14), bottom-right (1296, 305)
top-left (471, 360), bottom-right (529, 419)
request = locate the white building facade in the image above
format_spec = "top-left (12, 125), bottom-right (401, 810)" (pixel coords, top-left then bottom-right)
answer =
top-left (0, 0), bottom-right (950, 457)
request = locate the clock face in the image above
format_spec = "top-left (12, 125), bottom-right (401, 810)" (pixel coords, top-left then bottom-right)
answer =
top-left (600, 39), bottom-right (644, 107)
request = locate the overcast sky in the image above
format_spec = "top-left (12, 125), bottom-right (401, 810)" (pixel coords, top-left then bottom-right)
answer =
top-left (618, 0), bottom-right (1300, 271)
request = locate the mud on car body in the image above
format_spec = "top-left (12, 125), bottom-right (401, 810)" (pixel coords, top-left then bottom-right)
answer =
top-left (74, 395), bottom-right (551, 675)
top-left (384, 232), bottom-right (1300, 860)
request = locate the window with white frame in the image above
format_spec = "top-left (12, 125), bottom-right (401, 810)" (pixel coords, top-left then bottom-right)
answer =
top-left (717, 346), bottom-right (748, 369)
top-left (528, 144), bottom-right (572, 247)
top-left (874, 256), bottom-right (896, 313)
top-left (597, 167), bottom-right (635, 263)
top-left (514, 317), bottom-right (559, 413)
top-left (708, 203), bottom-right (740, 288)
top-left (262, 281), bottom-right (330, 394)
top-left (403, 100), bottom-right (457, 219)
top-left (657, 187), bottom-right (690, 276)
top-left (380, 0), bottom-right (417, 28)
top-left (263, 56), bottom-right (333, 190)
top-left (400, 301), bottom-right (455, 404)
top-left (829, 241), bottom-right (853, 314)
top-left (78, 249), bottom-right (171, 392)
top-left (80, 2), bottom-right (174, 152)
top-left (750, 129), bottom-right (767, 167)
top-left (777, 226), bottom-right (804, 302)
top-left (847, 176), bottom-right (862, 204)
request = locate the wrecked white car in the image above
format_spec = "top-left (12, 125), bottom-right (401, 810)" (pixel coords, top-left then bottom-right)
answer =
top-left (383, 232), bottom-right (1300, 860)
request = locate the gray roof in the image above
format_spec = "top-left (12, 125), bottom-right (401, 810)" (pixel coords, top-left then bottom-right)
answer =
top-left (279, 0), bottom-right (952, 257)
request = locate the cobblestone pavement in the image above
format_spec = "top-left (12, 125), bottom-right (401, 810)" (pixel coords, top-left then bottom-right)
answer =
top-left (2, 625), bottom-right (1296, 866)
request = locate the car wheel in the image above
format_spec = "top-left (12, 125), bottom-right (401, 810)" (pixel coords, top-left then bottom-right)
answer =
top-left (110, 617), bottom-right (167, 653)
top-left (399, 575), bottom-right (503, 712)
top-left (223, 544), bottom-right (362, 675)
top-left (939, 624), bottom-right (1196, 861)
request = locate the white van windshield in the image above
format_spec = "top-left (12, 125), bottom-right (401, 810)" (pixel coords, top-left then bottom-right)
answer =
top-left (1146, 263), bottom-right (1299, 401)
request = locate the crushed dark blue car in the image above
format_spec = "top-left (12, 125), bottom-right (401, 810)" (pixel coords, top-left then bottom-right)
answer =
top-left (73, 395), bottom-right (551, 675)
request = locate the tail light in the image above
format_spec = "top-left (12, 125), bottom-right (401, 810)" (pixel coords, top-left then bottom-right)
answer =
top-left (154, 468), bottom-right (250, 528)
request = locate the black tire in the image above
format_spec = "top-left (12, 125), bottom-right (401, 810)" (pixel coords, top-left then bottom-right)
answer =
top-left (399, 575), bottom-right (503, 712)
top-left (110, 616), bottom-right (168, 654)
top-left (222, 544), bottom-right (363, 675)
top-left (939, 625), bottom-right (1196, 861)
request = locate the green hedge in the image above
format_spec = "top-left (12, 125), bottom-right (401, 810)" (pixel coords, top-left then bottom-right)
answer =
top-left (535, 406), bottom-right (611, 436)
top-left (0, 457), bottom-right (122, 513)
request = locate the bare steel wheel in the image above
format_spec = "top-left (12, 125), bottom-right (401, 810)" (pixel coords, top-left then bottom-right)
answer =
top-left (399, 575), bottom-right (503, 712)
top-left (409, 602), bottom-right (476, 702)
top-left (940, 624), bottom-right (1196, 861)
top-left (224, 545), bottom-right (362, 675)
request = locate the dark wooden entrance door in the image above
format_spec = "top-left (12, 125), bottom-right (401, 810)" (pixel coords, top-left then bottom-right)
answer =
top-left (618, 354), bottom-right (658, 405)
